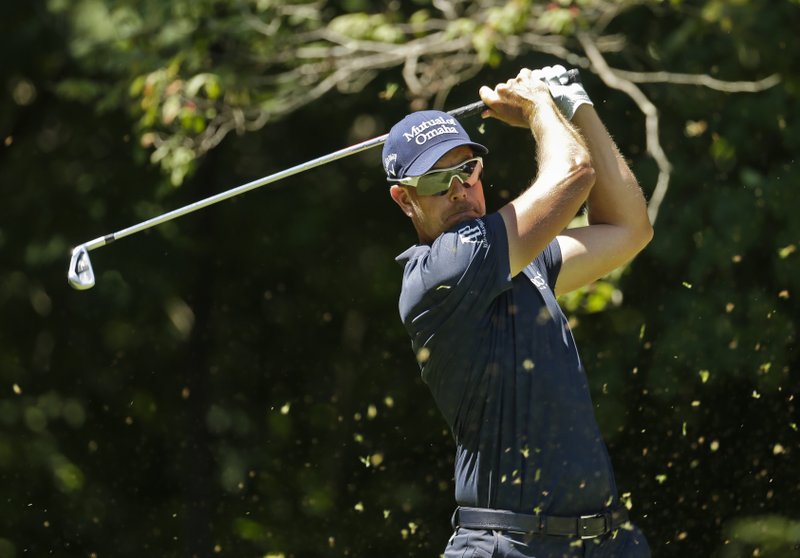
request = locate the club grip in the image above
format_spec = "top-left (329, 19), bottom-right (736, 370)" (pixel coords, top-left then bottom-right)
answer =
top-left (447, 100), bottom-right (487, 119)
top-left (447, 68), bottom-right (581, 119)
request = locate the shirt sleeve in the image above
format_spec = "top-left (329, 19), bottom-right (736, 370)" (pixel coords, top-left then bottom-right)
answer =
top-left (398, 212), bottom-right (512, 345)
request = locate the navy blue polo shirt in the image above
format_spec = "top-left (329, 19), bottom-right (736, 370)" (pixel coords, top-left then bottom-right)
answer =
top-left (396, 212), bottom-right (618, 515)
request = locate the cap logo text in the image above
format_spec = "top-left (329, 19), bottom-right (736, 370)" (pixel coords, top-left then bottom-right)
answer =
top-left (403, 117), bottom-right (459, 145)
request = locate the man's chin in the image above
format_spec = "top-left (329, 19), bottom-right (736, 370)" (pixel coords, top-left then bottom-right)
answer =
top-left (447, 210), bottom-right (481, 226)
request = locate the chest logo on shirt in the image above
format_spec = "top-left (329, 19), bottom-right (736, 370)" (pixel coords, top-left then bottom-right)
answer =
top-left (457, 223), bottom-right (486, 246)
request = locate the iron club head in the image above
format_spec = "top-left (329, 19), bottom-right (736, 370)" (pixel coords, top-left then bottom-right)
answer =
top-left (68, 246), bottom-right (95, 290)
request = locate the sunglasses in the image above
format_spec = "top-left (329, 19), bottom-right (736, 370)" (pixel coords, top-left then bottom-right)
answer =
top-left (390, 157), bottom-right (483, 196)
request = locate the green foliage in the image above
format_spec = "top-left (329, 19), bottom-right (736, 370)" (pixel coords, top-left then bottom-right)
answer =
top-left (561, 278), bottom-right (622, 314)
top-left (719, 516), bottom-right (800, 557)
top-left (539, 4), bottom-right (580, 35)
top-left (39, 0), bottom-right (672, 187)
top-left (328, 13), bottom-right (404, 42)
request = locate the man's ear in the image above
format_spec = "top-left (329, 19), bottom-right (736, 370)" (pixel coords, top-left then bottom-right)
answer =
top-left (389, 185), bottom-right (414, 218)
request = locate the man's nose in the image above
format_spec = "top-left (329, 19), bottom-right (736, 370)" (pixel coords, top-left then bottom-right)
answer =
top-left (448, 177), bottom-right (470, 199)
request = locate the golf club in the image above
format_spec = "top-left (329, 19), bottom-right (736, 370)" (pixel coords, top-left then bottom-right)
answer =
top-left (67, 69), bottom-right (580, 291)
top-left (66, 100), bottom-right (484, 290)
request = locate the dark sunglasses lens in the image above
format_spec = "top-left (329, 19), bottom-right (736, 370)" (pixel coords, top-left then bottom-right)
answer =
top-left (461, 160), bottom-right (478, 174)
top-left (417, 173), bottom-right (453, 196)
top-left (450, 161), bottom-right (480, 186)
top-left (416, 159), bottom-right (481, 196)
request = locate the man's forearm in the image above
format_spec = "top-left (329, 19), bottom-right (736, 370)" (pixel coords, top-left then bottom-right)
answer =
top-left (531, 93), bottom-right (592, 179)
top-left (571, 105), bottom-right (651, 234)
top-left (536, 67), bottom-right (653, 295)
top-left (499, 94), bottom-right (595, 276)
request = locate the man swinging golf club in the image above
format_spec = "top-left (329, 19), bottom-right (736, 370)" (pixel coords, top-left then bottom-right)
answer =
top-left (384, 66), bottom-right (653, 557)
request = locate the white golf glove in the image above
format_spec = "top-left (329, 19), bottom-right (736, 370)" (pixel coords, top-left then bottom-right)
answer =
top-left (532, 65), bottom-right (593, 120)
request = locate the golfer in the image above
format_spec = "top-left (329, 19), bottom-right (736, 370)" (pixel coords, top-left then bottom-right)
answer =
top-left (383, 66), bottom-right (653, 557)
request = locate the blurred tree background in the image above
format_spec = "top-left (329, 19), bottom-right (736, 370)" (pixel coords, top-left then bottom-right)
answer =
top-left (1, 0), bottom-right (798, 556)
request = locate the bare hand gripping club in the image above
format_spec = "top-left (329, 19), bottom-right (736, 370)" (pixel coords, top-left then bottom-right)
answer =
top-left (67, 69), bottom-right (580, 290)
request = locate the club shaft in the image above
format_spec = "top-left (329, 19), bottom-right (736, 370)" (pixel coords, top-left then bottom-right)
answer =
top-left (81, 134), bottom-right (386, 251)
top-left (78, 100), bottom-right (488, 252)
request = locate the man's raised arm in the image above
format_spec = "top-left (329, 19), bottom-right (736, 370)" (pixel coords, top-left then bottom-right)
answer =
top-left (536, 66), bottom-right (653, 295)
top-left (479, 68), bottom-right (596, 278)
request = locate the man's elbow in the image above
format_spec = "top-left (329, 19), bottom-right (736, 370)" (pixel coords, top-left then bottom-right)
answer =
top-left (632, 215), bottom-right (654, 254)
top-left (571, 158), bottom-right (596, 195)
top-left (614, 204), bottom-right (653, 259)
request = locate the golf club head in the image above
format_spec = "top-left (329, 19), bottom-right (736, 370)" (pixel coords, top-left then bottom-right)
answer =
top-left (68, 246), bottom-right (95, 290)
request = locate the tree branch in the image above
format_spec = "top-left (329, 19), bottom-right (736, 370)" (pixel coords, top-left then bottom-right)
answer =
top-left (577, 31), bottom-right (671, 225)
top-left (613, 70), bottom-right (781, 92)
top-left (133, 1), bottom-right (783, 194)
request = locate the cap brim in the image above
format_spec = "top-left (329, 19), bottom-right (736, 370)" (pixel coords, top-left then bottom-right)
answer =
top-left (405, 139), bottom-right (489, 177)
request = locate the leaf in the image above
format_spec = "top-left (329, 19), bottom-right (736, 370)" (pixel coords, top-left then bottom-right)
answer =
top-left (778, 244), bottom-right (796, 259)
top-left (161, 95), bottom-right (181, 125)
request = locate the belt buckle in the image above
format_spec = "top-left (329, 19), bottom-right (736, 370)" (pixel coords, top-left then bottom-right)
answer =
top-left (578, 513), bottom-right (607, 540)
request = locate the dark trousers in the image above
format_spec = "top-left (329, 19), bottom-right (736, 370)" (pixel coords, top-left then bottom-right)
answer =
top-left (444, 525), bottom-right (651, 558)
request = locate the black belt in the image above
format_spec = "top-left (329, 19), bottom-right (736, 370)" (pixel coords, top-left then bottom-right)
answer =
top-left (452, 505), bottom-right (629, 539)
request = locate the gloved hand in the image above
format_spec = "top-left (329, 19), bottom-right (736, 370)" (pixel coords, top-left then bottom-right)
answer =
top-left (532, 65), bottom-right (593, 120)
